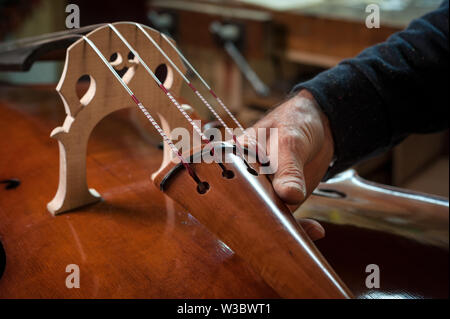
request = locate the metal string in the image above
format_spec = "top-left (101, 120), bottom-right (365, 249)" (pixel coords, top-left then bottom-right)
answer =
top-left (108, 24), bottom-right (255, 175)
top-left (78, 34), bottom-right (202, 184)
top-left (159, 30), bottom-right (269, 165)
top-left (131, 22), bottom-right (254, 166)
top-left (108, 24), bottom-right (211, 145)
top-left (61, 25), bottom-right (265, 185)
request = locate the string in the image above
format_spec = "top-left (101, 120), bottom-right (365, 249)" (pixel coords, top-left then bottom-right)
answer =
top-left (160, 32), bottom-right (245, 133)
top-left (132, 23), bottom-right (254, 167)
top-left (65, 26), bottom-right (263, 183)
top-left (159, 31), bottom-right (269, 165)
top-left (109, 24), bottom-right (240, 179)
top-left (78, 34), bottom-right (202, 185)
top-left (107, 24), bottom-right (211, 147)
top-left (108, 24), bottom-right (249, 175)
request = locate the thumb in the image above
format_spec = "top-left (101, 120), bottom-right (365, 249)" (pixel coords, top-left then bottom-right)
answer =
top-left (272, 154), bottom-right (307, 205)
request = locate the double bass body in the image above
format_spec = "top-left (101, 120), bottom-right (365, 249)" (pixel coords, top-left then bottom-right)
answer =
top-left (0, 23), bottom-right (447, 299)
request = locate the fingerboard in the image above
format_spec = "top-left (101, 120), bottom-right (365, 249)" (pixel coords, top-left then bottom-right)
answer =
top-left (0, 24), bottom-right (104, 71)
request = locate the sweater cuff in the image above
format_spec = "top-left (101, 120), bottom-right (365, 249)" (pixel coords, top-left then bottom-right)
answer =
top-left (292, 63), bottom-right (393, 178)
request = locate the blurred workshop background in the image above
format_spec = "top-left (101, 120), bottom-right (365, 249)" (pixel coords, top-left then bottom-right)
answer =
top-left (0, 0), bottom-right (447, 198)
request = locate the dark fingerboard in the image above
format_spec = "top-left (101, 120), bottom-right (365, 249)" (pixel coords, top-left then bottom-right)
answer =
top-left (0, 24), bottom-right (105, 71)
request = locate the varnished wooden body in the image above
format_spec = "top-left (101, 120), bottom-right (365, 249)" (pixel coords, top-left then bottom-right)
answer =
top-left (0, 85), bottom-right (448, 298)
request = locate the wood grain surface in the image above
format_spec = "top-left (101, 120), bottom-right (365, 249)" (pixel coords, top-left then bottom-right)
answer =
top-left (0, 85), bottom-right (448, 298)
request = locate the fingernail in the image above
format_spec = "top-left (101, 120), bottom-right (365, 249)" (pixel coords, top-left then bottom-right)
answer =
top-left (282, 180), bottom-right (307, 198)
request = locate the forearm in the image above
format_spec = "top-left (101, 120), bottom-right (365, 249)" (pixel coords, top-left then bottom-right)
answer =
top-left (293, 1), bottom-right (449, 177)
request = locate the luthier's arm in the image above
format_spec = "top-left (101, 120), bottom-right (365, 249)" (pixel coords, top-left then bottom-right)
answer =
top-left (250, 1), bottom-right (449, 209)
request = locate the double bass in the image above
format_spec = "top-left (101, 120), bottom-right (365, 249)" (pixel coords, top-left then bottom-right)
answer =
top-left (0, 23), bottom-right (448, 299)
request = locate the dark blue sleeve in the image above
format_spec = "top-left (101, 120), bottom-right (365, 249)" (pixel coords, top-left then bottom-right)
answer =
top-left (293, 1), bottom-right (449, 177)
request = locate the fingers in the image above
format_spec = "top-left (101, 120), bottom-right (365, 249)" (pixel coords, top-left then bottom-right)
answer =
top-left (298, 219), bottom-right (325, 241)
top-left (238, 123), bottom-right (309, 205)
top-left (237, 91), bottom-right (332, 207)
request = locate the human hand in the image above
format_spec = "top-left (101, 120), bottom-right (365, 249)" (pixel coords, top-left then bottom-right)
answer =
top-left (241, 90), bottom-right (335, 240)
